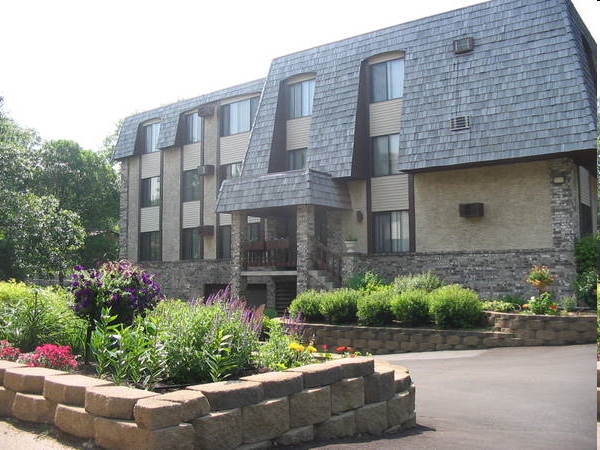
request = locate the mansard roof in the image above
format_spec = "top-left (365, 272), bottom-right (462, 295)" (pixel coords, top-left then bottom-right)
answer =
top-left (242, 0), bottom-right (596, 176)
top-left (112, 79), bottom-right (264, 160)
top-left (215, 169), bottom-right (351, 213)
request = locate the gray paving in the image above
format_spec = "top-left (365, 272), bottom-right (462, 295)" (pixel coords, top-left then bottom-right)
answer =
top-left (288, 344), bottom-right (597, 449)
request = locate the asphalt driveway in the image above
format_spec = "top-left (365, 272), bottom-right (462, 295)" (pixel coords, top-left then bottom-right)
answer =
top-left (288, 344), bottom-right (597, 450)
top-left (0, 344), bottom-right (596, 449)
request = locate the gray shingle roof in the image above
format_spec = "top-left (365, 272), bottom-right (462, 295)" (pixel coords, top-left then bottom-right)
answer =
top-left (112, 79), bottom-right (265, 160)
top-left (215, 169), bottom-right (351, 213)
top-left (241, 0), bottom-right (595, 176)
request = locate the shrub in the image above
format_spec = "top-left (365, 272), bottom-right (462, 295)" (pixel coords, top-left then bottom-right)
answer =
top-left (427, 285), bottom-right (483, 329)
top-left (574, 234), bottom-right (598, 274)
top-left (0, 281), bottom-right (86, 353)
top-left (393, 272), bottom-right (445, 294)
top-left (390, 289), bottom-right (430, 326)
top-left (356, 288), bottom-right (394, 326)
top-left (150, 288), bottom-right (263, 384)
top-left (527, 292), bottom-right (558, 315)
top-left (481, 300), bottom-right (519, 313)
top-left (288, 290), bottom-right (324, 322)
top-left (573, 268), bottom-right (597, 308)
top-left (318, 288), bottom-right (360, 324)
top-left (344, 271), bottom-right (386, 293)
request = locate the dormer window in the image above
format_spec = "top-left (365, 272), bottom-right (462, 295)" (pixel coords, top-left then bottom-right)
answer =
top-left (141, 121), bottom-right (161, 154)
top-left (221, 97), bottom-right (259, 136)
top-left (370, 58), bottom-right (404, 102)
top-left (287, 78), bottom-right (315, 119)
top-left (183, 112), bottom-right (201, 144)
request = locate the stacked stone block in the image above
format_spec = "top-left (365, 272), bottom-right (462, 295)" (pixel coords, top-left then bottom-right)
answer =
top-left (303, 312), bottom-right (595, 355)
top-left (0, 357), bottom-right (416, 449)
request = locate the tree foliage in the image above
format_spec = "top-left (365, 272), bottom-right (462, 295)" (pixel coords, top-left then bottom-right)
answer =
top-left (0, 97), bottom-right (119, 280)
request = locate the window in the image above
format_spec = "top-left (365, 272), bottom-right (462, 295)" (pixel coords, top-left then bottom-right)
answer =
top-left (372, 134), bottom-right (399, 176)
top-left (287, 79), bottom-right (315, 119)
top-left (370, 58), bottom-right (404, 102)
top-left (219, 162), bottom-right (242, 186)
top-left (287, 148), bottom-right (307, 170)
top-left (181, 228), bottom-right (201, 260)
top-left (141, 177), bottom-right (160, 207)
top-left (182, 169), bottom-right (200, 202)
top-left (142, 122), bottom-right (161, 154)
top-left (218, 225), bottom-right (231, 259)
top-left (247, 222), bottom-right (261, 242)
top-left (221, 97), bottom-right (259, 136)
top-left (183, 112), bottom-right (201, 144)
top-left (373, 211), bottom-right (409, 253)
top-left (140, 231), bottom-right (160, 261)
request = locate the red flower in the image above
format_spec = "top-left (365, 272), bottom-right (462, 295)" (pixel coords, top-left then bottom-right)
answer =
top-left (336, 346), bottom-right (348, 352)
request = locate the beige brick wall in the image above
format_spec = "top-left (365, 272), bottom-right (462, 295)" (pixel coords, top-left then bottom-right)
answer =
top-left (204, 111), bottom-right (220, 259)
top-left (162, 148), bottom-right (181, 261)
top-left (415, 160), bottom-right (553, 251)
top-left (126, 158), bottom-right (140, 262)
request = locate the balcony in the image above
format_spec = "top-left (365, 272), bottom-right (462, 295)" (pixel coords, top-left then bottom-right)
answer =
top-left (243, 239), bottom-right (297, 271)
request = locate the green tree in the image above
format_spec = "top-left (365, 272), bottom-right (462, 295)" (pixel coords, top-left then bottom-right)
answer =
top-left (0, 98), bottom-right (86, 280)
top-left (35, 139), bottom-right (120, 267)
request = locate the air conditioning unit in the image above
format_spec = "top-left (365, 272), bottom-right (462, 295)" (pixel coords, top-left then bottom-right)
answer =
top-left (459, 203), bottom-right (484, 218)
top-left (197, 165), bottom-right (215, 176)
top-left (197, 105), bottom-right (214, 117)
top-left (453, 37), bottom-right (474, 55)
top-left (198, 225), bottom-right (214, 236)
top-left (450, 115), bottom-right (471, 131)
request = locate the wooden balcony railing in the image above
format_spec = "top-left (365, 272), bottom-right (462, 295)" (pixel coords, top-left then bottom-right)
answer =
top-left (244, 239), bottom-right (297, 270)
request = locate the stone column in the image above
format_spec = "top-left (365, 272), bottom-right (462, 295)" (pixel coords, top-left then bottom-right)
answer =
top-left (230, 212), bottom-right (248, 300)
top-left (296, 204), bottom-right (315, 294)
top-left (548, 157), bottom-right (579, 295)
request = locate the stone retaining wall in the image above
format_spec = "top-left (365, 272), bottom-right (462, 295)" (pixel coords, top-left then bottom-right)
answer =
top-left (0, 357), bottom-right (415, 450)
top-left (302, 313), bottom-right (596, 355)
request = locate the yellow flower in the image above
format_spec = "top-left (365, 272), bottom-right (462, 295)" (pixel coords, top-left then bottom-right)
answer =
top-left (288, 342), bottom-right (304, 352)
top-left (306, 345), bottom-right (317, 353)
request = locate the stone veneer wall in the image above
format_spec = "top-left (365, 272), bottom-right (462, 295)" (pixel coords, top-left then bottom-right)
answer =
top-left (303, 313), bottom-right (595, 355)
top-left (342, 248), bottom-right (576, 300)
top-left (0, 357), bottom-right (415, 450)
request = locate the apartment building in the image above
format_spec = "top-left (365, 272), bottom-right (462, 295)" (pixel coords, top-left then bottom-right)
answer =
top-left (113, 0), bottom-right (596, 311)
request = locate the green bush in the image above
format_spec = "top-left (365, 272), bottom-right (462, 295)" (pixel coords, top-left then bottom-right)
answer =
top-left (0, 281), bottom-right (86, 353)
top-left (427, 285), bottom-right (483, 329)
top-left (344, 271), bottom-right (386, 293)
top-left (481, 300), bottom-right (519, 313)
top-left (390, 289), bottom-right (430, 326)
top-left (288, 290), bottom-right (324, 322)
top-left (318, 288), bottom-right (360, 324)
top-left (356, 288), bottom-right (394, 326)
top-left (574, 268), bottom-right (597, 308)
top-left (574, 234), bottom-right (598, 274)
top-left (393, 271), bottom-right (445, 294)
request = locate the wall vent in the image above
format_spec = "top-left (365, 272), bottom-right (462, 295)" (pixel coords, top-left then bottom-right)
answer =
top-left (197, 104), bottom-right (215, 117)
top-left (459, 203), bottom-right (484, 218)
top-left (450, 115), bottom-right (471, 131)
top-left (453, 37), bottom-right (474, 55)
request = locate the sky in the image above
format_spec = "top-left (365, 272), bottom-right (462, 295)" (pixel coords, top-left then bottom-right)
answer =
top-left (1, 0), bottom-right (597, 152)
